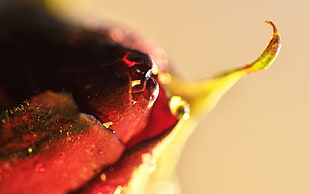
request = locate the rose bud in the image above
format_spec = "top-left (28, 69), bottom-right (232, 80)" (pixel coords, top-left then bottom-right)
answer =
top-left (0, 1), bottom-right (281, 194)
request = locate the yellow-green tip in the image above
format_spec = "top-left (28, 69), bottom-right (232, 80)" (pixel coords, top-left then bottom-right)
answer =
top-left (163, 21), bottom-right (282, 118)
top-left (239, 20), bottom-right (281, 74)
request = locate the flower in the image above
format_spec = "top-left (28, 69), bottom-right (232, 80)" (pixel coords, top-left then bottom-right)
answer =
top-left (0, 1), bottom-right (281, 194)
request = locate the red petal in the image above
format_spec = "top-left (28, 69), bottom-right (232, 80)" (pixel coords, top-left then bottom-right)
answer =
top-left (71, 85), bottom-right (178, 193)
top-left (71, 127), bottom-right (171, 194)
top-left (126, 85), bottom-right (178, 148)
top-left (0, 92), bottom-right (124, 194)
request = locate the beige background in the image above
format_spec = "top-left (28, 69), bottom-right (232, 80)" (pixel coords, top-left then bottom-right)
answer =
top-left (49, 0), bottom-right (309, 193)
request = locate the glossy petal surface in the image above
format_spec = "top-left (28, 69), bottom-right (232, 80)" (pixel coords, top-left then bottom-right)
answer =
top-left (0, 92), bottom-right (124, 194)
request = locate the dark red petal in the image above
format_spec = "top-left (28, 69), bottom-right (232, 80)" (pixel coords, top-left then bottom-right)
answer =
top-left (70, 85), bottom-right (178, 193)
top-left (0, 1), bottom-right (160, 144)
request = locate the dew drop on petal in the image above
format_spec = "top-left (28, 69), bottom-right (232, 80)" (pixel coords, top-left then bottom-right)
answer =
top-left (27, 147), bottom-right (33, 154)
top-left (97, 150), bottom-right (103, 155)
top-left (114, 186), bottom-right (123, 194)
top-left (34, 162), bottom-right (46, 173)
top-left (100, 173), bottom-right (107, 181)
top-left (142, 153), bottom-right (157, 173)
top-left (102, 122), bottom-right (113, 129)
top-left (169, 96), bottom-right (190, 120)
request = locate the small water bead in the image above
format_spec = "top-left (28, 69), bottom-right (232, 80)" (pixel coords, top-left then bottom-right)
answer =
top-left (142, 153), bottom-right (156, 173)
top-left (100, 173), bottom-right (107, 181)
top-left (34, 162), bottom-right (46, 173)
top-left (169, 96), bottom-right (190, 120)
top-left (113, 186), bottom-right (123, 194)
top-left (102, 122), bottom-right (113, 129)
top-left (27, 147), bottom-right (33, 154)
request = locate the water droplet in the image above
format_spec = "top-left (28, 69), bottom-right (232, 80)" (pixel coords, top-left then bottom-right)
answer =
top-left (97, 150), bottom-right (103, 155)
top-left (131, 79), bottom-right (142, 88)
top-left (34, 162), bottom-right (46, 173)
top-left (169, 96), bottom-right (190, 120)
top-left (100, 173), bottom-right (107, 181)
top-left (114, 186), bottom-right (123, 194)
top-left (27, 147), bottom-right (33, 154)
top-left (142, 153), bottom-right (157, 173)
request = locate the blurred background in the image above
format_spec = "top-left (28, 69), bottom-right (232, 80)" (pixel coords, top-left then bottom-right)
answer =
top-left (46, 0), bottom-right (309, 193)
